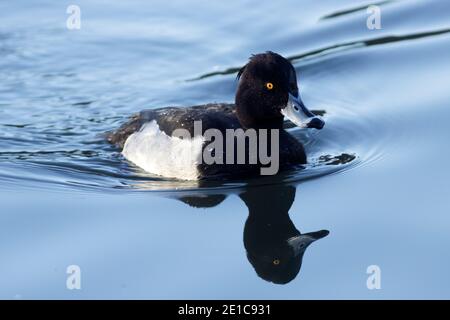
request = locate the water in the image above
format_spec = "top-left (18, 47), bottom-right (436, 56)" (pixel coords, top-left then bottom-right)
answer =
top-left (1, 0), bottom-right (450, 299)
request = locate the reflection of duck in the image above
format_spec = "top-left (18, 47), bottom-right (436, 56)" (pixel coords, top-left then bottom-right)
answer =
top-left (175, 182), bottom-right (329, 284)
top-left (241, 185), bottom-right (328, 284)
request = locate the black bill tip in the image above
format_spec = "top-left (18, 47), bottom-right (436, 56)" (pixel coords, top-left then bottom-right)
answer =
top-left (307, 117), bottom-right (325, 130)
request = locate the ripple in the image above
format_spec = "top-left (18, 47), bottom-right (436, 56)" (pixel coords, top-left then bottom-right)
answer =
top-left (320, 0), bottom-right (396, 20)
top-left (186, 28), bottom-right (450, 81)
top-left (0, 101), bottom-right (385, 194)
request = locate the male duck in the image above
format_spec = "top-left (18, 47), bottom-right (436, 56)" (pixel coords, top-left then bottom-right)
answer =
top-left (107, 52), bottom-right (324, 180)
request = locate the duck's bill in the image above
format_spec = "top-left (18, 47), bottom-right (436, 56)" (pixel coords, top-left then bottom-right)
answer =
top-left (281, 93), bottom-right (325, 130)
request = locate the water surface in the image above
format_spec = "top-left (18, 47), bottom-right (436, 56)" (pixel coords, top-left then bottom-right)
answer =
top-left (1, 0), bottom-right (450, 299)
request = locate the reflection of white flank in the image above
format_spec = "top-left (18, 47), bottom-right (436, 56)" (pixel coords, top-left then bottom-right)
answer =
top-left (122, 121), bottom-right (204, 180)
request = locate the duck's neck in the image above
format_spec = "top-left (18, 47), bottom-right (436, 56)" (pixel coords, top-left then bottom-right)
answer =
top-left (243, 118), bottom-right (284, 130)
top-left (236, 104), bottom-right (284, 130)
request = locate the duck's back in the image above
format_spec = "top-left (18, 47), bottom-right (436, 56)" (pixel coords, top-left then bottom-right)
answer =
top-left (107, 103), bottom-right (239, 148)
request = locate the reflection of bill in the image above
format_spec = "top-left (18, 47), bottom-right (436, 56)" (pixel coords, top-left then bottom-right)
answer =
top-left (175, 182), bottom-right (329, 285)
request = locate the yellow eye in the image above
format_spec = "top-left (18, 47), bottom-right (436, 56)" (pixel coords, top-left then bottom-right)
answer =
top-left (273, 259), bottom-right (280, 265)
top-left (266, 82), bottom-right (274, 90)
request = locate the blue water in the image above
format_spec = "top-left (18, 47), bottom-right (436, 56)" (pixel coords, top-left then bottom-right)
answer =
top-left (1, 0), bottom-right (450, 299)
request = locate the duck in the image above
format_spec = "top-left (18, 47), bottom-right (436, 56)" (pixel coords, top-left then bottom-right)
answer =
top-left (107, 51), bottom-right (324, 180)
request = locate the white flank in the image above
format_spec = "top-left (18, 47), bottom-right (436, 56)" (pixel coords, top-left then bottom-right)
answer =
top-left (122, 121), bottom-right (204, 180)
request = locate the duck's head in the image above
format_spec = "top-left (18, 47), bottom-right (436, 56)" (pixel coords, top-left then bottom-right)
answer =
top-left (236, 51), bottom-right (324, 130)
